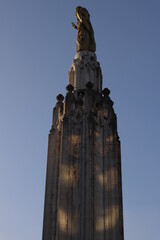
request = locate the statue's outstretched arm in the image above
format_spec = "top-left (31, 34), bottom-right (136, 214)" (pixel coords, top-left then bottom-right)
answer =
top-left (72, 22), bottom-right (77, 29)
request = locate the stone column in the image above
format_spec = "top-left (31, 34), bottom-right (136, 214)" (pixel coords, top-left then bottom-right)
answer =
top-left (42, 52), bottom-right (124, 240)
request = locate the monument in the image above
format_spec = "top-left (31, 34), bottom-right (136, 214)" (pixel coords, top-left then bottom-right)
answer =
top-left (42, 6), bottom-right (124, 240)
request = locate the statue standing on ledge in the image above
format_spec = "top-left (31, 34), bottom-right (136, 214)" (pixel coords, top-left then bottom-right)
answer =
top-left (72, 6), bottom-right (96, 52)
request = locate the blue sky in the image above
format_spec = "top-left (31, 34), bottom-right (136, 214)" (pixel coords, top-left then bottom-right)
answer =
top-left (0, 0), bottom-right (160, 239)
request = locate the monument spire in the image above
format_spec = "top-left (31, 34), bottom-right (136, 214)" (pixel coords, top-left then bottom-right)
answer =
top-left (42, 6), bottom-right (124, 240)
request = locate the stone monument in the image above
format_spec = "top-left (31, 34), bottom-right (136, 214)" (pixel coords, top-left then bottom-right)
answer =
top-left (42, 6), bottom-right (124, 240)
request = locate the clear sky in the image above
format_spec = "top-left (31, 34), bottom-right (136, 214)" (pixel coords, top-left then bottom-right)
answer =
top-left (0, 0), bottom-right (160, 239)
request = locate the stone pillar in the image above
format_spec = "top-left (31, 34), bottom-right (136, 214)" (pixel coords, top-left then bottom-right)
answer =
top-left (42, 52), bottom-right (124, 240)
top-left (69, 51), bottom-right (102, 92)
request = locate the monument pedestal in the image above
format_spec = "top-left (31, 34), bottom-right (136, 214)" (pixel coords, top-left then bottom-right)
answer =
top-left (69, 51), bottom-right (102, 92)
top-left (42, 51), bottom-right (124, 240)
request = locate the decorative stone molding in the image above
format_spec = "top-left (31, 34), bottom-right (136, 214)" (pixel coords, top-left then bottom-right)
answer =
top-left (69, 51), bottom-right (102, 92)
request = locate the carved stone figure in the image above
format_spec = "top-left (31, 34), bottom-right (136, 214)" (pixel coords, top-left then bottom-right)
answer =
top-left (72, 6), bottom-right (96, 52)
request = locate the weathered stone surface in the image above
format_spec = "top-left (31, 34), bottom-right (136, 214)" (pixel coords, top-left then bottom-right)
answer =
top-left (68, 51), bottom-right (102, 92)
top-left (42, 37), bottom-right (124, 239)
top-left (42, 84), bottom-right (124, 240)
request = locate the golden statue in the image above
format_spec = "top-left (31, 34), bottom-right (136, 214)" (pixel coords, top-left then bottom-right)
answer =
top-left (72, 6), bottom-right (96, 52)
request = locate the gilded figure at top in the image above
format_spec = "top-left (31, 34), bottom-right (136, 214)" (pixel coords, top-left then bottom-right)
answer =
top-left (72, 6), bottom-right (96, 52)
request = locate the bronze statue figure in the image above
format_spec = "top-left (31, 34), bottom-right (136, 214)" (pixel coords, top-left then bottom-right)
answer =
top-left (72, 6), bottom-right (96, 52)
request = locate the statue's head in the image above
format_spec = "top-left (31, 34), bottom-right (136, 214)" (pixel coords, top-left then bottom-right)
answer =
top-left (75, 6), bottom-right (90, 20)
top-left (75, 6), bottom-right (81, 16)
top-left (82, 7), bottom-right (90, 19)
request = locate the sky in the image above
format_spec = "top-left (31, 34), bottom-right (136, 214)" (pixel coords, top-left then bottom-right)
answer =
top-left (0, 0), bottom-right (160, 239)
